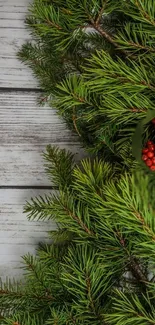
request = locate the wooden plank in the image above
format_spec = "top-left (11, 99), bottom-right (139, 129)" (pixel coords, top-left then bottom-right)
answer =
top-left (0, 0), bottom-right (38, 88)
top-left (0, 0), bottom-right (28, 10)
top-left (0, 0), bottom-right (86, 282)
top-left (0, 188), bottom-right (56, 280)
top-left (0, 91), bottom-right (85, 186)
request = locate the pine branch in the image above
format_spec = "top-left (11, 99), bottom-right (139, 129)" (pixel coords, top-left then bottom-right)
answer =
top-left (133, 210), bottom-right (155, 242)
top-left (135, 0), bottom-right (155, 26)
top-left (18, 0), bottom-right (155, 168)
top-left (128, 257), bottom-right (148, 284)
top-left (62, 203), bottom-right (94, 236)
top-left (106, 289), bottom-right (155, 325)
top-left (115, 231), bottom-right (148, 285)
top-left (93, 23), bottom-right (120, 50)
top-left (22, 254), bottom-right (53, 297)
top-left (95, 2), bottom-right (107, 26)
top-left (116, 22), bottom-right (155, 55)
top-left (0, 289), bottom-right (54, 302)
top-left (6, 1), bottom-right (155, 323)
top-left (43, 145), bottom-right (75, 189)
top-left (85, 6), bottom-right (128, 56)
top-left (72, 107), bottom-right (82, 137)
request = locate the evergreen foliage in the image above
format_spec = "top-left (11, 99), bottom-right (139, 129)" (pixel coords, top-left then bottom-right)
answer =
top-left (18, 0), bottom-right (155, 167)
top-left (2, 1), bottom-right (155, 324)
top-left (1, 147), bottom-right (155, 325)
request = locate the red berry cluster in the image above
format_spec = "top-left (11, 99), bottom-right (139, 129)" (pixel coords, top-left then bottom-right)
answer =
top-left (142, 141), bottom-right (155, 171)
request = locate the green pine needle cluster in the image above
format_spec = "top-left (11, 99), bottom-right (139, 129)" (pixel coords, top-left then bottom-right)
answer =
top-left (1, 146), bottom-right (155, 325)
top-left (1, 1), bottom-right (155, 324)
top-left (18, 0), bottom-right (155, 167)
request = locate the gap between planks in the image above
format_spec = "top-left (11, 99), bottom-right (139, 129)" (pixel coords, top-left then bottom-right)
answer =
top-left (0, 185), bottom-right (57, 189)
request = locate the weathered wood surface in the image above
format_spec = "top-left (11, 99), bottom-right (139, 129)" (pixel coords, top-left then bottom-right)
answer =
top-left (0, 188), bottom-right (56, 280)
top-left (0, 0), bottom-right (38, 88)
top-left (0, 91), bottom-right (84, 186)
top-left (0, 0), bottom-right (85, 279)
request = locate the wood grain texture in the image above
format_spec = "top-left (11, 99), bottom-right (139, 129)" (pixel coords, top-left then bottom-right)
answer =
top-left (0, 0), bottom-right (86, 280)
top-left (0, 91), bottom-right (85, 186)
top-left (0, 0), bottom-right (38, 88)
top-left (0, 188), bottom-right (56, 280)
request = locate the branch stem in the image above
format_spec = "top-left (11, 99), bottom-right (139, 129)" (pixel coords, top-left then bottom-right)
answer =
top-left (95, 2), bottom-right (107, 25)
top-left (72, 108), bottom-right (81, 137)
top-left (63, 205), bottom-right (94, 236)
top-left (116, 232), bottom-right (148, 284)
top-left (93, 23), bottom-right (120, 49)
top-left (128, 257), bottom-right (148, 283)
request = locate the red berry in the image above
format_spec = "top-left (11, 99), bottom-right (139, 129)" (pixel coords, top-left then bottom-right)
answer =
top-left (147, 144), bottom-right (155, 151)
top-left (146, 159), bottom-right (153, 167)
top-left (152, 157), bottom-right (155, 165)
top-left (152, 118), bottom-right (155, 124)
top-left (150, 165), bottom-right (155, 171)
top-left (147, 151), bottom-right (154, 158)
top-left (142, 154), bottom-right (148, 161)
top-left (142, 148), bottom-right (149, 154)
top-left (146, 141), bottom-right (153, 146)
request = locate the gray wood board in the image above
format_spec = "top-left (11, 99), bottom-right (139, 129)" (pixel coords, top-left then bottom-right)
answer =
top-left (0, 0), bottom-right (38, 88)
top-left (0, 0), bottom-right (86, 279)
top-left (0, 91), bottom-right (84, 186)
top-left (0, 188), bottom-right (56, 280)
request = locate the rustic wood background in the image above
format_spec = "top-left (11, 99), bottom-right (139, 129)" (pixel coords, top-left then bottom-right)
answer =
top-left (0, 0), bottom-right (84, 280)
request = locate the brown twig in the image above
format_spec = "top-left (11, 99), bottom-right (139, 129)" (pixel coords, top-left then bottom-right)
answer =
top-left (108, 73), bottom-right (155, 92)
top-left (86, 275), bottom-right (105, 323)
top-left (46, 19), bottom-right (62, 30)
top-left (116, 231), bottom-right (148, 284)
top-left (128, 257), bottom-right (147, 283)
top-left (135, 0), bottom-right (155, 26)
top-left (127, 41), bottom-right (155, 53)
top-left (95, 2), bottom-right (107, 25)
top-left (131, 107), bottom-right (147, 113)
top-left (140, 80), bottom-right (155, 91)
top-left (86, 276), bottom-right (96, 313)
top-left (134, 210), bottom-right (155, 242)
top-left (63, 205), bottom-right (95, 236)
top-left (93, 22), bottom-right (129, 57)
top-left (61, 8), bottom-right (72, 15)
top-left (93, 23), bottom-right (120, 48)
top-left (71, 92), bottom-right (86, 103)
top-left (72, 113), bottom-right (81, 137)
top-left (82, 5), bottom-right (122, 51)
top-left (40, 95), bottom-right (48, 103)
